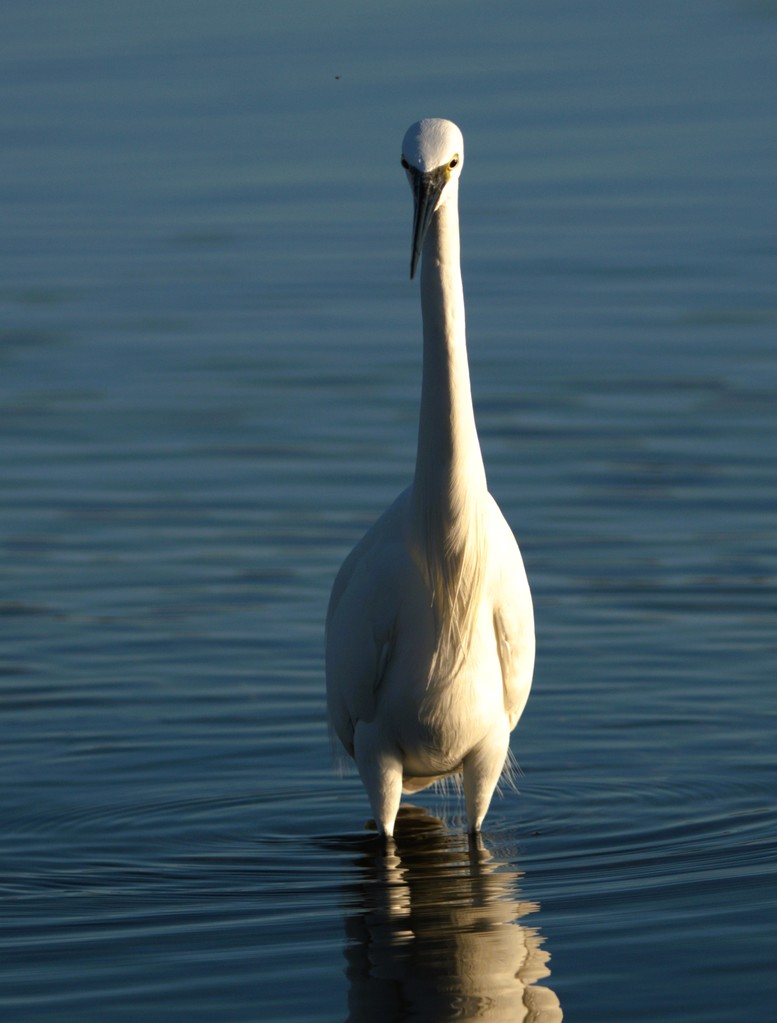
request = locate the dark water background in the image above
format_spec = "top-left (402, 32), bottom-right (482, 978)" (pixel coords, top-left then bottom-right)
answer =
top-left (2, 1), bottom-right (776, 1019)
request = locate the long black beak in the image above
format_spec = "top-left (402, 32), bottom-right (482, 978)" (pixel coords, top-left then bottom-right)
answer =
top-left (409, 167), bottom-right (448, 279)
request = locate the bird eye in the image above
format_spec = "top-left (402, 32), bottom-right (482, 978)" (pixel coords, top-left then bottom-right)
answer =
top-left (449, 156), bottom-right (459, 169)
top-left (401, 157), bottom-right (410, 169)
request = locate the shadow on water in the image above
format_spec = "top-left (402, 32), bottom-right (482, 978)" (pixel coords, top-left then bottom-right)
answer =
top-left (323, 807), bottom-right (562, 1022)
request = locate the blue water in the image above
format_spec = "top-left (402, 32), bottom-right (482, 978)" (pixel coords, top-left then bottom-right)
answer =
top-left (2, 2), bottom-right (776, 1020)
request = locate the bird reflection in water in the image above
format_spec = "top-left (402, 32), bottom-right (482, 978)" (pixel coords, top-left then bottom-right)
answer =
top-left (335, 807), bottom-right (562, 1022)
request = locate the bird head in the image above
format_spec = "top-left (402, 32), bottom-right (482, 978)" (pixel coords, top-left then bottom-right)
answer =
top-left (401, 119), bottom-right (464, 279)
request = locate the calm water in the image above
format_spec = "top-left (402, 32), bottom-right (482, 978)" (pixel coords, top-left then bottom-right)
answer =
top-left (2, 1), bottom-right (776, 1020)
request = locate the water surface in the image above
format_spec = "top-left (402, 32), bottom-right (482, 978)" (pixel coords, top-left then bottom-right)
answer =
top-left (2, 2), bottom-right (776, 1020)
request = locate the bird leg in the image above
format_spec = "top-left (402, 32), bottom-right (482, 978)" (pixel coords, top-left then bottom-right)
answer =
top-left (353, 723), bottom-right (403, 838)
top-left (462, 725), bottom-right (510, 834)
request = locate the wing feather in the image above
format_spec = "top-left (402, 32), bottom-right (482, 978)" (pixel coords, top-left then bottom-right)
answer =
top-left (486, 497), bottom-right (535, 730)
top-left (325, 491), bottom-right (409, 755)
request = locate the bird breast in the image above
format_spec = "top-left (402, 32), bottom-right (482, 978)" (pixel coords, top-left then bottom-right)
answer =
top-left (382, 596), bottom-right (506, 775)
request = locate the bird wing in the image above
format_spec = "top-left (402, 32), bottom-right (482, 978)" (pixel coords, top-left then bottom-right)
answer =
top-left (325, 490), bottom-right (410, 756)
top-left (487, 497), bottom-right (535, 731)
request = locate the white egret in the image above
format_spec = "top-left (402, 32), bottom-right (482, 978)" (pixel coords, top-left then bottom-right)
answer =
top-left (326, 118), bottom-right (534, 837)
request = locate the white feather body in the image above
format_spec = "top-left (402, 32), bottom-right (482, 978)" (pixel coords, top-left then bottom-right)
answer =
top-left (325, 119), bottom-right (535, 835)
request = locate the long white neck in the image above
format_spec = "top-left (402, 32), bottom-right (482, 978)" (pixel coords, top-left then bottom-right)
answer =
top-left (413, 190), bottom-right (486, 540)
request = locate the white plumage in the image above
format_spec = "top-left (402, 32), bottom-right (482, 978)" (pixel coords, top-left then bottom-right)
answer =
top-left (326, 118), bottom-right (534, 837)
